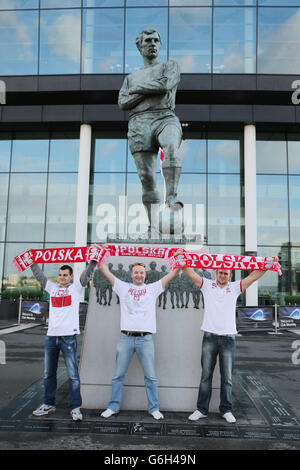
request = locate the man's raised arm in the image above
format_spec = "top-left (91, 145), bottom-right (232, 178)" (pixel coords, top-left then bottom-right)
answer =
top-left (160, 268), bottom-right (180, 290)
top-left (98, 263), bottom-right (116, 287)
top-left (181, 267), bottom-right (203, 289)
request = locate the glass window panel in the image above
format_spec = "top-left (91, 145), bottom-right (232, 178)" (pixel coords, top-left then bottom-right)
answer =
top-left (83, 0), bottom-right (124, 5)
top-left (215, 0), bottom-right (255, 5)
top-left (180, 138), bottom-right (206, 172)
top-left (289, 176), bottom-right (300, 242)
top-left (127, 0), bottom-right (167, 5)
top-left (258, 7), bottom-right (300, 74)
top-left (0, 242), bottom-right (3, 291)
top-left (257, 175), bottom-right (289, 245)
top-left (82, 8), bottom-right (124, 73)
top-left (0, 0), bottom-right (38, 9)
top-left (126, 173), bottom-right (157, 236)
top-left (40, 9), bottom-right (81, 74)
top-left (208, 137), bottom-right (241, 173)
top-left (45, 173), bottom-right (78, 243)
top-left (214, 7), bottom-right (256, 73)
top-left (11, 139), bottom-right (49, 172)
top-left (49, 134), bottom-right (79, 172)
top-left (0, 139), bottom-right (11, 172)
top-left (288, 139), bottom-right (300, 174)
top-left (3, 242), bottom-right (43, 291)
top-left (93, 138), bottom-right (127, 172)
top-left (41, 0), bottom-right (81, 7)
top-left (170, 7), bottom-right (212, 73)
top-left (0, 10), bottom-right (38, 75)
top-left (88, 173), bottom-right (126, 243)
top-left (179, 174), bottom-right (206, 240)
top-left (170, 0), bottom-right (211, 5)
top-left (125, 8), bottom-right (168, 74)
top-left (259, 1), bottom-right (300, 5)
top-left (256, 138), bottom-right (287, 174)
top-left (257, 245), bottom-right (287, 304)
top-left (0, 174), bottom-right (9, 241)
top-left (6, 173), bottom-right (47, 242)
top-left (208, 174), bottom-right (243, 245)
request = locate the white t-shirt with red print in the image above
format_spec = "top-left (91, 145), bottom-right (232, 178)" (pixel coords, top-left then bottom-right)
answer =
top-left (200, 278), bottom-right (242, 335)
top-left (113, 278), bottom-right (164, 333)
top-left (45, 280), bottom-right (84, 336)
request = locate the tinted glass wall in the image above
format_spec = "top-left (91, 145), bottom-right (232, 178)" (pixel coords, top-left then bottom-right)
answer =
top-left (0, 132), bottom-right (79, 289)
top-left (0, 1), bottom-right (299, 75)
top-left (256, 133), bottom-right (300, 304)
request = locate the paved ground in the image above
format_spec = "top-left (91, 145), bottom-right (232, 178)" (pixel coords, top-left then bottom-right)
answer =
top-left (0, 323), bottom-right (300, 455)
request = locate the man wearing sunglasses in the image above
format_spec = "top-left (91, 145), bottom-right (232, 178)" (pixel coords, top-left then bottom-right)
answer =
top-left (98, 260), bottom-right (179, 420)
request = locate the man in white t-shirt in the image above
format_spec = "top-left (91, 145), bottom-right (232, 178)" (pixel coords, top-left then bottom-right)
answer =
top-left (99, 261), bottom-right (179, 420)
top-left (30, 259), bottom-right (96, 421)
top-left (182, 265), bottom-right (276, 424)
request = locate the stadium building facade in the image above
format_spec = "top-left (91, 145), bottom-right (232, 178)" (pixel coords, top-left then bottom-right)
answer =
top-left (0, 0), bottom-right (300, 305)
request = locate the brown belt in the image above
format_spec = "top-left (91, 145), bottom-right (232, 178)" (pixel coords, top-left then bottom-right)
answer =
top-left (121, 331), bottom-right (151, 337)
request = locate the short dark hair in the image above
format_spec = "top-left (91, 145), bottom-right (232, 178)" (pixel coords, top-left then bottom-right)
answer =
top-left (60, 265), bottom-right (73, 275)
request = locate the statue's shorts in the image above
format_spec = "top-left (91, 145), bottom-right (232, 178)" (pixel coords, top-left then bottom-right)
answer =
top-left (128, 111), bottom-right (182, 154)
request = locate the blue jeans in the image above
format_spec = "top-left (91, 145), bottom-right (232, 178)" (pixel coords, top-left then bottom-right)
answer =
top-left (108, 333), bottom-right (159, 413)
top-left (44, 335), bottom-right (82, 411)
top-left (197, 332), bottom-right (236, 415)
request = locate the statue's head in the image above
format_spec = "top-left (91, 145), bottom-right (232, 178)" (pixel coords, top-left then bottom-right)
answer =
top-left (136, 28), bottom-right (162, 59)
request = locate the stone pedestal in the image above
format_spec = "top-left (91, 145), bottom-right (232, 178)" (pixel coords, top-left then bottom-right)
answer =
top-left (79, 244), bottom-right (220, 412)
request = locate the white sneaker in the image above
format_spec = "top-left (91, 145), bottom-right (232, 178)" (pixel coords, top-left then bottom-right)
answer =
top-left (101, 408), bottom-right (118, 418)
top-left (188, 410), bottom-right (207, 421)
top-left (222, 411), bottom-right (236, 423)
top-left (70, 407), bottom-right (83, 421)
top-left (32, 404), bottom-right (56, 416)
top-left (151, 410), bottom-right (164, 420)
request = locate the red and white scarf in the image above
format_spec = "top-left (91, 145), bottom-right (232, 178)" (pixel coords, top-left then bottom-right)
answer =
top-left (12, 245), bottom-right (281, 275)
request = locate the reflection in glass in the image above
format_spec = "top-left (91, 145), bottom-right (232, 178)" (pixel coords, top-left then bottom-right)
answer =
top-left (208, 174), bottom-right (243, 245)
top-left (208, 138), bottom-right (240, 173)
top-left (258, 1), bottom-right (300, 5)
top-left (11, 139), bottom-right (49, 172)
top-left (0, 243), bottom-right (3, 290)
top-left (125, 8), bottom-right (168, 73)
top-left (41, 0), bottom-right (81, 7)
top-left (84, 0), bottom-right (124, 5)
top-left (49, 136), bottom-right (79, 172)
top-left (40, 9), bottom-right (81, 74)
top-left (45, 173), bottom-right (78, 243)
top-left (0, 140), bottom-right (11, 172)
top-left (288, 140), bottom-right (300, 174)
top-left (179, 174), bottom-right (206, 240)
top-left (289, 176), bottom-right (300, 243)
top-left (170, 7), bottom-right (212, 73)
top-left (256, 139), bottom-right (287, 174)
top-left (93, 138), bottom-right (127, 172)
top-left (215, 0), bottom-right (255, 5)
top-left (170, 0), bottom-right (211, 5)
top-left (257, 175), bottom-right (289, 245)
top-left (213, 7), bottom-right (256, 73)
top-left (257, 245), bottom-right (286, 304)
top-left (88, 173), bottom-right (126, 242)
top-left (3, 242), bottom-right (43, 290)
top-left (258, 7), bottom-right (300, 74)
top-left (127, 0), bottom-right (167, 5)
top-left (6, 174), bottom-right (47, 242)
top-left (82, 8), bottom-right (124, 73)
top-left (0, 174), bottom-right (9, 241)
top-left (180, 139), bottom-right (206, 173)
top-left (0, 0), bottom-right (38, 8)
top-left (0, 10), bottom-right (38, 75)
